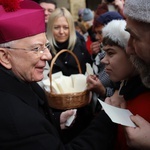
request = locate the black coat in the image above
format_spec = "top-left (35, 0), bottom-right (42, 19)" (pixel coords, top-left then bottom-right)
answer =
top-left (0, 68), bottom-right (117, 150)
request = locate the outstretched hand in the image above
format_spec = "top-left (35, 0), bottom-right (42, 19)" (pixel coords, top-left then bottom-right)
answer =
top-left (60, 109), bottom-right (76, 129)
top-left (104, 90), bottom-right (126, 108)
top-left (87, 75), bottom-right (106, 97)
top-left (124, 115), bottom-right (150, 149)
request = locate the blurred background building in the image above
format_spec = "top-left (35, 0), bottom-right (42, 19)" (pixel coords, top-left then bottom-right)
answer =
top-left (34, 0), bottom-right (102, 21)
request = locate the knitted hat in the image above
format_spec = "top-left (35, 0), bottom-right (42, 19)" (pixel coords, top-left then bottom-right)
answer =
top-left (97, 11), bottom-right (123, 25)
top-left (124, 0), bottom-right (150, 23)
top-left (102, 20), bottom-right (130, 48)
top-left (78, 8), bottom-right (84, 16)
top-left (0, 0), bottom-right (45, 44)
top-left (82, 8), bottom-right (94, 21)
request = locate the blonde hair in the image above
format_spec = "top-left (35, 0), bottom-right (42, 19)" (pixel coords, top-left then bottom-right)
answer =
top-left (47, 7), bottom-right (77, 54)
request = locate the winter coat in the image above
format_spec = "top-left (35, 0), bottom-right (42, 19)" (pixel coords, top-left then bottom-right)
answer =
top-left (0, 67), bottom-right (117, 150)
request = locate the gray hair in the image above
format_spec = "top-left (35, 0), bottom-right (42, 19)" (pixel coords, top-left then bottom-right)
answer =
top-left (0, 41), bottom-right (15, 48)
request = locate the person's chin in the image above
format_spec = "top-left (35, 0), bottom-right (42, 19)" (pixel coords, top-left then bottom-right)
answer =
top-left (35, 75), bottom-right (44, 82)
top-left (110, 76), bottom-right (119, 83)
top-left (34, 72), bottom-right (44, 82)
top-left (56, 38), bottom-right (68, 43)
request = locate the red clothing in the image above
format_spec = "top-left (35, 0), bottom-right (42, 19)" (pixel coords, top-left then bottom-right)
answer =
top-left (86, 35), bottom-right (92, 55)
top-left (116, 91), bottom-right (150, 150)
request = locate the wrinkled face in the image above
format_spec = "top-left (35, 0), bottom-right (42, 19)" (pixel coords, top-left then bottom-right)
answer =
top-left (40, 2), bottom-right (56, 23)
top-left (53, 16), bottom-right (69, 43)
top-left (94, 26), bottom-right (104, 43)
top-left (101, 45), bottom-right (135, 82)
top-left (1, 33), bottom-right (52, 82)
top-left (126, 17), bottom-right (150, 87)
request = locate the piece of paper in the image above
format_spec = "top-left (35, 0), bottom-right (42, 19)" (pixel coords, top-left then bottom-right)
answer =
top-left (65, 109), bottom-right (77, 127)
top-left (98, 99), bottom-right (136, 127)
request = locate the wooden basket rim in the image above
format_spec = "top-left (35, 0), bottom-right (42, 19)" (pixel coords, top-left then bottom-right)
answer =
top-left (48, 89), bottom-right (88, 96)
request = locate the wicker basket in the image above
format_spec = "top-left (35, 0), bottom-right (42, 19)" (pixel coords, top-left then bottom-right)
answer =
top-left (45, 49), bottom-right (90, 110)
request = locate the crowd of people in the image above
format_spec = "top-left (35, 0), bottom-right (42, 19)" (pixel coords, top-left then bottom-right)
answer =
top-left (0, 0), bottom-right (150, 149)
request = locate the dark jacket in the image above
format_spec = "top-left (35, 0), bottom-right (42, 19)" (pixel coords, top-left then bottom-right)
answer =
top-left (0, 67), bottom-right (117, 150)
top-left (49, 37), bottom-right (92, 76)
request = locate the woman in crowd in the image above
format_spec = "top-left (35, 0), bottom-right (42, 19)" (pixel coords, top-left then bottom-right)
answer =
top-left (46, 7), bottom-right (93, 143)
top-left (47, 7), bottom-right (92, 76)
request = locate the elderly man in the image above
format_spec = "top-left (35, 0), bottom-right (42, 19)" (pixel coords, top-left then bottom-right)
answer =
top-left (103, 0), bottom-right (150, 149)
top-left (123, 0), bottom-right (150, 149)
top-left (0, 0), bottom-right (116, 149)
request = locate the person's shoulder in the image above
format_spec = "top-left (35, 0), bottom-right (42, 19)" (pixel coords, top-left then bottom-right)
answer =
top-left (0, 91), bottom-right (19, 104)
top-left (76, 32), bottom-right (85, 43)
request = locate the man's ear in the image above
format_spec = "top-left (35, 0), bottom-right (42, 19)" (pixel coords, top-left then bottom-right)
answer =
top-left (0, 48), bottom-right (12, 69)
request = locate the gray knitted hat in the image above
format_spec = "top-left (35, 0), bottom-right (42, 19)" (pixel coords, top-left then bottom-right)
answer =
top-left (124, 0), bottom-right (150, 23)
top-left (82, 8), bottom-right (94, 21)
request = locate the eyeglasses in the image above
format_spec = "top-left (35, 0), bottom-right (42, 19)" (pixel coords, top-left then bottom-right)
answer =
top-left (4, 42), bottom-right (51, 55)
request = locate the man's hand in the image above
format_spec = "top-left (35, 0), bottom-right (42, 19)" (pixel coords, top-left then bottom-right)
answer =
top-left (124, 115), bottom-right (150, 149)
top-left (60, 109), bottom-right (76, 129)
top-left (105, 90), bottom-right (126, 108)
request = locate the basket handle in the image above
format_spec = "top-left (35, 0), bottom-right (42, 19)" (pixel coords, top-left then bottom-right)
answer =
top-left (49, 49), bottom-right (82, 93)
